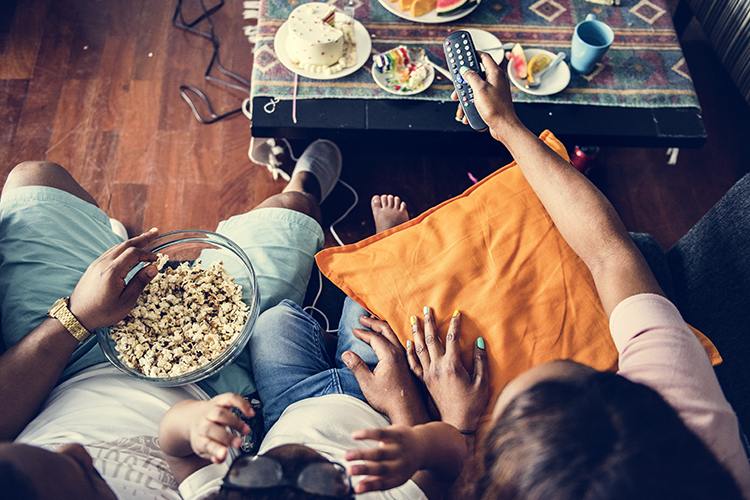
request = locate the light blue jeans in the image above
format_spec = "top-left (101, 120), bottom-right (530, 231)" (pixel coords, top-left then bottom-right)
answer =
top-left (249, 297), bottom-right (379, 432)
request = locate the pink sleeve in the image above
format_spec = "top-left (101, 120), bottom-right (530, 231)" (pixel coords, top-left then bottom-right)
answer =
top-left (610, 293), bottom-right (750, 498)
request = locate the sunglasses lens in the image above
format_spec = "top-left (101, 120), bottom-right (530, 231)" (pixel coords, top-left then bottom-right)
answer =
top-left (227, 455), bottom-right (283, 488)
top-left (298, 462), bottom-right (351, 497)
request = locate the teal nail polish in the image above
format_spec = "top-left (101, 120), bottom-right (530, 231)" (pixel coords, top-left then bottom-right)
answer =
top-left (424, 306), bottom-right (430, 315)
top-left (477, 337), bottom-right (485, 350)
top-left (459, 66), bottom-right (469, 75)
top-left (407, 340), bottom-right (412, 349)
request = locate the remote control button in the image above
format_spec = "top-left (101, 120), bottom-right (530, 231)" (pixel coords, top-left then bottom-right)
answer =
top-left (463, 102), bottom-right (469, 107)
top-left (454, 43), bottom-right (459, 48)
top-left (445, 41), bottom-right (450, 46)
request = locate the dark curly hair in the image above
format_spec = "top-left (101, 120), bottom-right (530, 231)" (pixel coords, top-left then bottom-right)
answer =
top-left (476, 371), bottom-right (743, 500)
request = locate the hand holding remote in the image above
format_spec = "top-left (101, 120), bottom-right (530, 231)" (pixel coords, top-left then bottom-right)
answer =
top-left (443, 31), bottom-right (487, 132)
top-left (452, 52), bottom-right (523, 143)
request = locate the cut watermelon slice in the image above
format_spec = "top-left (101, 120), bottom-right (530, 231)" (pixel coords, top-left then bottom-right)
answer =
top-left (437, 0), bottom-right (476, 17)
top-left (510, 43), bottom-right (527, 78)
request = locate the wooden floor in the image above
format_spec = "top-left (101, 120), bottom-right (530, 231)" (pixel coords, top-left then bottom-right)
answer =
top-left (1, 0), bottom-right (749, 251)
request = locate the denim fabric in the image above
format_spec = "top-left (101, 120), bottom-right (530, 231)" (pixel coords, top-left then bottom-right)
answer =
top-left (249, 298), bottom-right (378, 432)
top-left (629, 232), bottom-right (677, 303)
top-left (667, 172), bottom-right (750, 442)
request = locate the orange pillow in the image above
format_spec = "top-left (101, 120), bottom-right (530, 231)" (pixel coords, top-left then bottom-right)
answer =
top-left (317, 130), bottom-right (721, 410)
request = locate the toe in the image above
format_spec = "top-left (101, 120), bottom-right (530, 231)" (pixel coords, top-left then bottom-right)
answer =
top-left (372, 195), bottom-right (383, 208)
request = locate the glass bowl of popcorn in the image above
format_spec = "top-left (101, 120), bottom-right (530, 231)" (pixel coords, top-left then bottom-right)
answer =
top-left (97, 230), bottom-right (260, 386)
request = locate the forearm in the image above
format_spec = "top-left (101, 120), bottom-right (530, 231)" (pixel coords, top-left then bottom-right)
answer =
top-left (158, 399), bottom-right (202, 457)
top-left (502, 125), bottom-right (632, 262)
top-left (496, 124), bottom-right (663, 314)
top-left (411, 422), bottom-right (467, 499)
top-left (445, 435), bottom-right (478, 500)
top-left (0, 318), bottom-right (80, 440)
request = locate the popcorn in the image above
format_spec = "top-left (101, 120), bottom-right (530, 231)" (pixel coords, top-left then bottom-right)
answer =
top-left (110, 253), bottom-right (249, 378)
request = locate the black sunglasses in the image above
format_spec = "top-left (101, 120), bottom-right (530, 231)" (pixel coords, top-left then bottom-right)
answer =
top-left (223, 454), bottom-right (353, 498)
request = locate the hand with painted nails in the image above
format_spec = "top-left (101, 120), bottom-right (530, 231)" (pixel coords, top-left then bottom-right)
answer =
top-left (342, 316), bottom-right (430, 426)
top-left (406, 308), bottom-right (490, 433)
top-left (451, 52), bottom-right (522, 143)
top-left (69, 228), bottom-right (160, 331)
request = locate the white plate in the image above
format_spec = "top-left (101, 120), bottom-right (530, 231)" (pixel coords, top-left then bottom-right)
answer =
top-left (507, 48), bottom-right (571, 96)
top-left (464, 28), bottom-right (504, 64)
top-left (371, 62), bottom-right (435, 95)
top-left (377, 0), bottom-right (480, 24)
top-left (274, 14), bottom-right (372, 80)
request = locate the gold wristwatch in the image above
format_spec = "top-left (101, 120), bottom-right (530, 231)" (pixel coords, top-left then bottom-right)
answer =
top-left (48, 297), bottom-right (92, 343)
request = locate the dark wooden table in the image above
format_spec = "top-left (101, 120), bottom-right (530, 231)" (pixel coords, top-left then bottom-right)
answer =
top-left (251, 97), bottom-right (706, 149)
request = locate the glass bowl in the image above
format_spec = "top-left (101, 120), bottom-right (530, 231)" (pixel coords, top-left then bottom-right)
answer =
top-left (97, 230), bottom-right (260, 386)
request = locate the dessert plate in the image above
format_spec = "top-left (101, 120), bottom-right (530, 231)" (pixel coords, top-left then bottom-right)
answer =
top-left (377, 0), bottom-right (480, 24)
top-left (371, 63), bottom-right (435, 95)
top-left (464, 28), bottom-right (505, 64)
top-left (507, 48), bottom-right (571, 96)
top-left (274, 14), bottom-right (372, 80)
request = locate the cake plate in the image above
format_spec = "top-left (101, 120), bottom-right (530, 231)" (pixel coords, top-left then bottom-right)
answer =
top-left (274, 14), bottom-right (372, 80)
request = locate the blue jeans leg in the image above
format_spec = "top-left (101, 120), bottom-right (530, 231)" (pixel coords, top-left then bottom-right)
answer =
top-left (249, 299), bottom-right (378, 431)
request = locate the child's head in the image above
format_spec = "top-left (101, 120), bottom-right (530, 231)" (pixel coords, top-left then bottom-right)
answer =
top-left (218, 444), bottom-right (354, 500)
top-left (476, 360), bottom-right (743, 500)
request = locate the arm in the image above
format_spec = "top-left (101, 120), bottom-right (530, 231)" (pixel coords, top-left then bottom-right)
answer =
top-left (158, 393), bottom-right (254, 483)
top-left (457, 54), bottom-right (663, 317)
top-left (406, 308), bottom-right (489, 500)
top-left (0, 229), bottom-right (159, 440)
top-left (342, 315), bottom-right (481, 500)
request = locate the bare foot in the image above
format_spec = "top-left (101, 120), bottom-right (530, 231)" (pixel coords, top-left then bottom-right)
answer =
top-left (372, 195), bottom-right (409, 233)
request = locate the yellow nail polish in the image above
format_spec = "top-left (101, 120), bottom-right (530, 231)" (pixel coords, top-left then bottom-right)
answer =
top-left (453, 310), bottom-right (459, 317)
top-left (410, 316), bottom-right (416, 325)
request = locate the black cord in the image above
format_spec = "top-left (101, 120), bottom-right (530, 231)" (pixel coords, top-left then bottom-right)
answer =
top-left (172, 0), bottom-right (252, 124)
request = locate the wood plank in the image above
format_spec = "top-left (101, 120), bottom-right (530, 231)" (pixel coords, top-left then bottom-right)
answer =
top-left (8, 4), bottom-right (75, 166)
top-left (131, 0), bottom-right (172, 81)
top-left (0, 0), bottom-right (50, 79)
top-left (115, 79), bottom-right (161, 183)
top-left (0, 79), bottom-right (29, 174)
top-left (91, 35), bottom-right (136, 131)
top-left (44, 77), bottom-right (98, 172)
top-left (107, 181), bottom-right (148, 237)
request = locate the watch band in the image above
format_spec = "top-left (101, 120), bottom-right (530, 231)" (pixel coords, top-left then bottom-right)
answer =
top-left (48, 297), bottom-right (92, 343)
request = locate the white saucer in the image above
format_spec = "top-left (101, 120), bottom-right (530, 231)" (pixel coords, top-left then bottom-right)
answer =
top-left (507, 48), bottom-right (571, 96)
top-left (371, 62), bottom-right (435, 95)
top-left (464, 28), bottom-right (504, 64)
top-left (377, 0), bottom-right (480, 24)
top-left (274, 14), bottom-right (372, 80)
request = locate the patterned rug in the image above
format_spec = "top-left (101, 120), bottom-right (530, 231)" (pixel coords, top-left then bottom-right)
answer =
top-left (248, 0), bottom-right (700, 109)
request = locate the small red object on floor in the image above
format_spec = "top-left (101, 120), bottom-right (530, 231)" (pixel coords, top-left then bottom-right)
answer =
top-left (571, 146), bottom-right (600, 175)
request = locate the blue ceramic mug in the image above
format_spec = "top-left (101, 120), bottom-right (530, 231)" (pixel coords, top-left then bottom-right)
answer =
top-left (571, 13), bottom-right (614, 74)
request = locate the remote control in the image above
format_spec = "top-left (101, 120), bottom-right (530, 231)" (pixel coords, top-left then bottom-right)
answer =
top-left (443, 30), bottom-right (487, 132)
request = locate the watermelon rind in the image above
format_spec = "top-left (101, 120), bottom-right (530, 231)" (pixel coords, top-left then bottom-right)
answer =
top-left (437, 0), bottom-right (477, 16)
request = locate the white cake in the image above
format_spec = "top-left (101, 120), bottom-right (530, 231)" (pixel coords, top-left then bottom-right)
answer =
top-left (285, 2), bottom-right (355, 75)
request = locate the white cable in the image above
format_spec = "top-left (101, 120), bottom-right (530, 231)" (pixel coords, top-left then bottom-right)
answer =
top-left (329, 179), bottom-right (359, 246)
